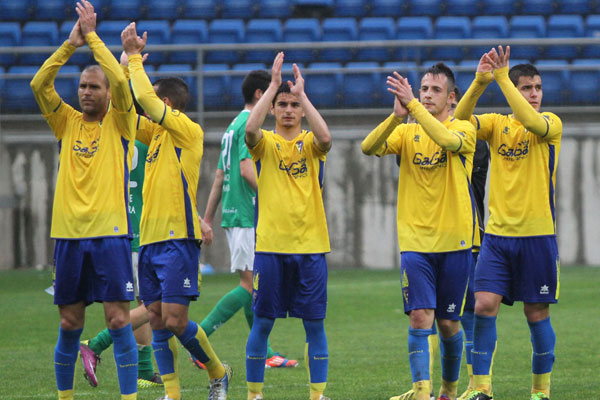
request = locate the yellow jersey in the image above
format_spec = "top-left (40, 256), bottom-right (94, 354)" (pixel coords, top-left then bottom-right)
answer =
top-left (128, 55), bottom-right (204, 246)
top-left (250, 130), bottom-right (330, 254)
top-left (31, 34), bottom-right (136, 239)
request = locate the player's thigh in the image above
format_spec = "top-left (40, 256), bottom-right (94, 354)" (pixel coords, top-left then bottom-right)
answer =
top-left (513, 236), bottom-right (559, 304)
top-left (226, 227), bottom-right (255, 273)
top-left (53, 239), bottom-right (91, 305)
top-left (90, 237), bottom-right (135, 302)
top-left (463, 251), bottom-right (479, 311)
top-left (400, 252), bottom-right (437, 313)
top-left (474, 235), bottom-right (513, 299)
top-left (435, 249), bottom-right (471, 321)
top-left (289, 254), bottom-right (327, 320)
top-left (253, 253), bottom-right (286, 318)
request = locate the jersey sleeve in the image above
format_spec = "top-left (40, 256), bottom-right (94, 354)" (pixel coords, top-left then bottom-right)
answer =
top-left (470, 114), bottom-right (497, 142)
top-left (30, 41), bottom-right (78, 139)
top-left (361, 113), bottom-right (404, 155)
top-left (539, 112), bottom-right (562, 144)
top-left (249, 129), bottom-right (270, 159)
top-left (451, 119), bottom-right (477, 155)
top-left (454, 71), bottom-right (493, 121)
top-left (135, 114), bottom-right (159, 146)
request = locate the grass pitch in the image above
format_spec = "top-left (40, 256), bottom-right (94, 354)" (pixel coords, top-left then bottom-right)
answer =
top-left (0, 267), bottom-right (598, 399)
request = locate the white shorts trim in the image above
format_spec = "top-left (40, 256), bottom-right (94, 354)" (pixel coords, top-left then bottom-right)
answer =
top-left (225, 227), bottom-right (255, 273)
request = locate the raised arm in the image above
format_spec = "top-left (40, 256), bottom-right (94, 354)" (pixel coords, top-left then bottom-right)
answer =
top-left (30, 21), bottom-right (83, 114)
top-left (77, 1), bottom-right (132, 113)
top-left (454, 51), bottom-right (495, 121)
top-left (288, 63), bottom-right (331, 152)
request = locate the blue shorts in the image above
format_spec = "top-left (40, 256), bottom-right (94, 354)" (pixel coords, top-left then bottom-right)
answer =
top-left (463, 251), bottom-right (479, 311)
top-left (253, 253), bottom-right (328, 320)
top-left (401, 250), bottom-right (472, 321)
top-left (474, 234), bottom-right (559, 305)
top-left (138, 240), bottom-right (200, 305)
top-left (53, 238), bottom-right (134, 305)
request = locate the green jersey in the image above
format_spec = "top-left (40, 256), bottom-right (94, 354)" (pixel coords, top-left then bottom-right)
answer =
top-left (129, 140), bottom-right (148, 251)
top-left (218, 110), bottom-right (256, 228)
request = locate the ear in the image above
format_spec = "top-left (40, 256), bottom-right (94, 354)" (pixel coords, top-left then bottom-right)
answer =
top-left (270, 103), bottom-right (275, 115)
top-left (254, 88), bottom-right (263, 101)
top-left (163, 97), bottom-right (172, 107)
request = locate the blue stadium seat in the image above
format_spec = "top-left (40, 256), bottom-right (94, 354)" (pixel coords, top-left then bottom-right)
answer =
top-left (358, 18), bottom-right (395, 62)
top-left (230, 63), bottom-right (267, 109)
top-left (446, 0), bottom-right (480, 16)
top-left (0, 67), bottom-right (4, 98)
top-left (170, 20), bottom-right (208, 64)
top-left (21, 22), bottom-right (59, 65)
top-left (509, 16), bottom-right (546, 60)
top-left (569, 59), bottom-right (600, 104)
top-left (283, 19), bottom-right (321, 64)
top-left (202, 64), bottom-right (231, 110)
top-left (455, 59), bottom-right (478, 95)
top-left (396, 17), bottom-right (433, 62)
top-left (281, 61), bottom-right (304, 83)
top-left (110, 0), bottom-right (144, 20)
top-left (334, 0), bottom-right (369, 17)
top-left (557, 0), bottom-right (592, 14)
top-left (137, 21), bottom-right (171, 65)
top-left (206, 19), bottom-right (245, 64)
top-left (342, 62), bottom-right (381, 107)
top-left (258, 0), bottom-right (292, 18)
top-left (245, 19), bottom-right (283, 63)
top-left (158, 64), bottom-right (198, 110)
top-left (182, 0), bottom-right (218, 19)
top-left (320, 18), bottom-right (358, 63)
top-left (431, 17), bottom-right (471, 62)
top-left (58, 21), bottom-right (92, 66)
top-left (55, 65), bottom-right (80, 105)
top-left (305, 62), bottom-right (342, 108)
top-left (481, 0), bottom-right (517, 15)
top-left (381, 61), bottom-right (419, 103)
top-left (0, 22), bottom-right (21, 67)
top-left (408, 0), bottom-right (443, 17)
top-left (583, 15), bottom-right (600, 58)
top-left (535, 60), bottom-right (568, 106)
top-left (521, 0), bottom-right (555, 15)
top-left (96, 20), bottom-right (130, 47)
top-left (370, 0), bottom-right (407, 17)
top-left (222, 0), bottom-right (256, 18)
top-left (146, 0), bottom-right (181, 20)
top-left (0, 0), bottom-right (31, 21)
top-left (33, 0), bottom-right (70, 20)
top-left (5, 66), bottom-right (38, 112)
top-left (546, 15), bottom-right (584, 59)
top-left (294, 0), bottom-right (334, 7)
top-left (470, 16), bottom-right (508, 59)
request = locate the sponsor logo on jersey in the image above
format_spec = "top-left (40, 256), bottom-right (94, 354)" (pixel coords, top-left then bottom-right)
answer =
top-left (279, 158), bottom-right (308, 178)
top-left (73, 140), bottom-right (98, 158)
top-left (412, 151), bottom-right (447, 168)
top-left (497, 140), bottom-right (529, 160)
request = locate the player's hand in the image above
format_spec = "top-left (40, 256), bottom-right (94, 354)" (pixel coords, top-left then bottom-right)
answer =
top-left (270, 51), bottom-right (284, 88)
top-left (288, 63), bottom-right (305, 96)
top-left (392, 94), bottom-right (409, 119)
top-left (387, 72), bottom-right (415, 107)
top-left (68, 20), bottom-right (86, 48)
top-left (199, 217), bottom-right (213, 246)
top-left (75, 1), bottom-right (96, 37)
top-left (477, 50), bottom-right (494, 75)
top-left (120, 51), bottom-right (149, 66)
top-left (487, 45), bottom-right (510, 71)
top-left (121, 22), bottom-right (147, 56)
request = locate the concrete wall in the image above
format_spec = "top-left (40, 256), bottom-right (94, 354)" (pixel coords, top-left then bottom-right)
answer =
top-left (1, 128), bottom-right (598, 270)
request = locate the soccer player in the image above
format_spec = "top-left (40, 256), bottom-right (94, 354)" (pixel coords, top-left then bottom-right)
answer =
top-left (79, 137), bottom-right (164, 389)
top-left (120, 22), bottom-right (231, 400)
top-left (361, 63), bottom-right (476, 400)
top-left (30, 2), bottom-right (138, 399)
top-left (244, 52), bottom-right (332, 400)
top-left (455, 46), bottom-right (561, 400)
top-left (200, 69), bottom-right (298, 369)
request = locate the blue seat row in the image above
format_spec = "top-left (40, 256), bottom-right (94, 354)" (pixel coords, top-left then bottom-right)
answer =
top-left (0, 0), bottom-right (595, 21)
top-left (2, 15), bottom-right (599, 67)
top-left (2, 60), bottom-right (599, 112)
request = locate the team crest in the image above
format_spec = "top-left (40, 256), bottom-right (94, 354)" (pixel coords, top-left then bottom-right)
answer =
top-left (502, 126), bottom-right (510, 134)
top-left (414, 135), bottom-right (420, 142)
top-left (276, 143), bottom-right (281, 151)
top-left (296, 141), bottom-right (304, 154)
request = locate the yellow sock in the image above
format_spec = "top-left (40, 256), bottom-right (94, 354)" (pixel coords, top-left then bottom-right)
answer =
top-left (159, 336), bottom-right (181, 400)
top-left (413, 380), bottom-right (432, 400)
top-left (466, 364), bottom-right (474, 389)
top-left (428, 333), bottom-right (438, 393)
top-left (440, 379), bottom-right (458, 399)
top-left (473, 374), bottom-right (492, 395)
top-left (58, 389), bottom-right (74, 400)
top-left (532, 372), bottom-right (551, 396)
top-left (122, 394), bottom-right (137, 400)
top-left (247, 381), bottom-right (264, 399)
top-left (310, 382), bottom-right (327, 400)
top-left (194, 327), bottom-right (225, 380)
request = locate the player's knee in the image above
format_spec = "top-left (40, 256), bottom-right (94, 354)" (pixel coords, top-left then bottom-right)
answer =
top-left (59, 314), bottom-right (83, 331)
top-left (474, 292), bottom-right (501, 316)
top-left (409, 309), bottom-right (435, 329)
top-left (163, 314), bottom-right (187, 336)
top-left (523, 303), bottom-right (550, 322)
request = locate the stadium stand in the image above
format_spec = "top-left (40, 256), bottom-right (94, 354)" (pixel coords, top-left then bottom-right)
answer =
top-left (470, 16), bottom-right (509, 59)
top-left (59, 21), bottom-right (92, 66)
top-left (0, 0), bottom-right (31, 22)
top-left (569, 59), bottom-right (600, 105)
top-left (521, 0), bottom-right (555, 16)
top-left (481, 0), bottom-right (517, 15)
top-left (304, 62), bottom-right (342, 108)
top-left (5, 65), bottom-right (39, 111)
top-left (146, 0), bottom-right (181, 20)
top-left (258, 0), bottom-right (293, 18)
top-left (342, 61), bottom-right (381, 107)
top-left (357, 17), bottom-right (395, 62)
top-left (158, 63), bottom-right (198, 109)
top-left (206, 19), bottom-right (245, 64)
top-left (230, 63), bottom-right (267, 109)
top-left (282, 18), bottom-right (321, 64)
top-left (408, 0), bottom-right (443, 17)
top-left (583, 15), bottom-right (600, 58)
top-left (320, 18), bottom-right (358, 63)
top-left (245, 19), bottom-right (283, 63)
top-left (21, 21), bottom-right (59, 65)
top-left (536, 59), bottom-right (569, 105)
top-left (396, 17), bottom-right (433, 62)
top-left (370, 0), bottom-right (407, 17)
top-left (509, 15), bottom-right (546, 60)
top-left (222, 0), bottom-right (256, 19)
top-left (558, 0), bottom-right (592, 14)
top-left (170, 20), bottom-right (208, 64)
top-left (546, 15), bottom-right (584, 59)
top-left (334, 0), bottom-right (369, 18)
top-left (96, 20), bottom-right (130, 47)
top-left (109, 0), bottom-right (144, 20)
top-left (33, 0), bottom-right (71, 21)
top-left (202, 63), bottom-right (231, 110)
top-left (0, 22), bottom-right (21, 67)
top-left (136, 20), bottom-right (171, 65)
top-left (182, 0), bottom-right (218, 19)
top-left (431, 16), bottom-right (471, 61)
top-left (446, 0), bottom-right (480, 17)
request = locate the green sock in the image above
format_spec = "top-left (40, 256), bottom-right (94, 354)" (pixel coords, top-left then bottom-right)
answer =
top-left (88, 328), bottom-right (113, 355)
top-left (138, 345), bottom-right (154, 380)
top-left (243, 294), bottom-right (277, 358)
top-left (201, 285), bottom-right (250, 336)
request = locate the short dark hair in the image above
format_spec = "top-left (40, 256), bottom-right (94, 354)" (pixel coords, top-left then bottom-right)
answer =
top-left (242, 70), bottom-right (270, 105)
top-left (153, 77), bottom-right (190, 111)
top-left (82, 65), bottom-right (109, 88)
top-left (272, 82), bottom-right (292, 105)
top-left (422, 62), bottom-right (456, 94)
top-left (508, 63), bottom-right (540, 86)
